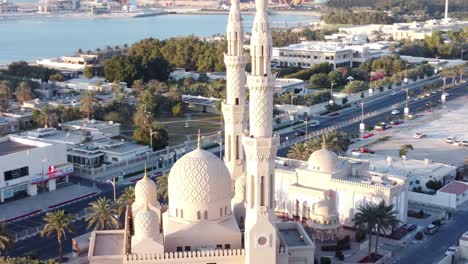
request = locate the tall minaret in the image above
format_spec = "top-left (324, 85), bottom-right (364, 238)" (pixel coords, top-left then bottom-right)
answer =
top-left (243, 0), bottom-right (279, 262)
top-left (444, 0), bottom-right (449, 22)
top-left (222, 0), bottom-right (247, 183)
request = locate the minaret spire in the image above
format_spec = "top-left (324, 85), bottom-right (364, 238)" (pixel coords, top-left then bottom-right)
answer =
top-left (222, 0), bottom-right (247, 183)
top-left (243, 0), bottom-right (278, 262)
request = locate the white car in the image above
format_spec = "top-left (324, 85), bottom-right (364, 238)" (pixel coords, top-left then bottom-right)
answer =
top-left (462, 140), bottom-right (468, 147)
top-left (391, 109), bottom-right (400, 115)
top-left (445, 246), bottom-right (457, 256)
top-left (453, 139), bottom-right (463, 146)
top-left (390, 91), bottom-right (397, 96)
top-left (414, 132), bottom-right (426, 138)
top-left (446, 137), bottom-right (455, 143)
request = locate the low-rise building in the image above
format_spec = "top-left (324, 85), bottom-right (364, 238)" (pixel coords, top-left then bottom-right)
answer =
top-left (0, 116), bottom-right (19, 135)
top-left (0, 0), bottom-right (17, 13)
top-left (36, 54), bottom-right (98, 70)
top-left (0, 135), bottom-right (72, 203)
top-left (2, 109), bottom-right (34, 130)
top-left (273, 41), bottom-right (384, 70)
top-left (274, 78), bottom-right (306, 95)
top-left (182, 94), bottom-right (221, 114)
top-left (392, 19), bottom-right (468, 41)
top-left (61, 119), bottom-right (121, 138)
top-left (438, 231), bottom-right (468, 264)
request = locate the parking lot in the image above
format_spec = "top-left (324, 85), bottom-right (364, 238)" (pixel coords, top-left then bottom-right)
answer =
top-left (368, 95), bottom-right (468, 167)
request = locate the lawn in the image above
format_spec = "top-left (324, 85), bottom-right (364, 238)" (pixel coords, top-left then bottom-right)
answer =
top-left (156, 112), bottom-right (222, 146)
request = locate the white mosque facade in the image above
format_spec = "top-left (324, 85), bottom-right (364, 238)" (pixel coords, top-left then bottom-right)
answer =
top-left (87, 0), bottom-right (409, 261)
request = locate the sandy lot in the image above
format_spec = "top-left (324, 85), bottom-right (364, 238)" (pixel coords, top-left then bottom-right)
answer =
top-left (369, 96), bottom-right (468, 167)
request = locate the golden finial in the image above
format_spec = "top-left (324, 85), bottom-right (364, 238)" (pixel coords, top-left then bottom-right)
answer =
top-left (322, 134), bottom-right (328, 150)
top-left (197, 129), bottom-right (201, 149)
top-left (143, 163), bottom-right (148, 179)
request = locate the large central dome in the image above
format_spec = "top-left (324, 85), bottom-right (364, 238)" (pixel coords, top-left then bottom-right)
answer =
top-left (307, 148), bottom-right (340, 173)
top-left (168, 147), bottom-right (232, 221)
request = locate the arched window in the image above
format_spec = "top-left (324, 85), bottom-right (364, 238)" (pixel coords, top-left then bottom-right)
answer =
top-left (176, 208), bottom-right (178, 217)
top-left (224, 206), bottom-right (227, 215)
top-left (197, 211), bottom-right (201, 220)
top-left (270, 174), bottom-right (274, 209)
top-left (181, 210), bottom-right (184, 219)
top-left (235, 136), bottom-right (240, 160)
top-left (227, 135), bottom-right (231, 162)
top-left (220, 208), bottom-right (223, 217)
top-left (204, 210), bottom-right (208, 220)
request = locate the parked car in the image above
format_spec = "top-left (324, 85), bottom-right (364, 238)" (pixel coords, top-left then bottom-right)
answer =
top-left (414, 132), bottom-right (426, 138)
top-left (362, 133), bottom-right (374, 139)
top-left (462, 140), bottom-right (468, 147)
top-left (352, 147), bottom-right (375, 154)
top-left (446, 137), bottom-right (455, 143)
top-left (390, 120), bottom-right (403, 126)
top-left (446, 246), bottom-right (458, 256)
top-left (391, 109), bottom-right (400, 115)
top-left (453, 139), bottom-right (463, 146)
top-left (390, 91), bottom-right (397, 95)
top-left (375, 122), bottom-right (387, 131)
top-left (407, 224), bottom-right (417, 232)
top-left (294, 130), bottom-right (305, 136)
top-left (424, 224), bottom-right (439, 235)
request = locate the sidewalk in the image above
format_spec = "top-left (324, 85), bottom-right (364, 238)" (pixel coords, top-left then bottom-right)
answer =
top-left (0, 183), bottom-right (99, 222)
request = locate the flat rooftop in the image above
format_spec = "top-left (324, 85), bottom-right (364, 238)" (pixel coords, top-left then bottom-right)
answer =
top-left (278, 228), bottom-right (309, 247)
top-left (0, 140), bottom-right (37, 156)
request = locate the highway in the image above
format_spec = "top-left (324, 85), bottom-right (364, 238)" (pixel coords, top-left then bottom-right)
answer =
top-left (5, 76), bottom-right (467, 260)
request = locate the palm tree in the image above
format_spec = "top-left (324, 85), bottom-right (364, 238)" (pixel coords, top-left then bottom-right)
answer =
top-left (15, 82), bottom-right (34, 104)
top-left (373, 201), bottom-right (400, 257)
top-left (116, 187), bottom-right (135, 217)
top-left (399, 144), bottom-right (413, 158)
top-left (133, 105), bottom-right (151, 129)
top-left (458, 65), bottom-right (465, 83)
top-left (287, 143), bottom-right (310, 161)
top-left (85, 197), bottom-right (120, 230)
top-left (305, 131), bottom-right (350, 155)
top-left (353, 202), bottom-right (378, 261)
top-left (37, 105), bottom-right (57, 128)
top-left (41, 210), bottom-right (75, 263)
top-left (156, 174), bottom-right (168, 202)
top-left (80, 91), bottom-right (95, 120)
top-left (0, 80), bottom-right (13, 98)
top-left (0, 221), bottom-right (14, 254)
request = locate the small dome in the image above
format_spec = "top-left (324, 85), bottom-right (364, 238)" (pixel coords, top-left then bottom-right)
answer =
top-left (135, 172), bottom-right (157, 206)
top-left (234, 175), bottom-right (246, 200)
top-left (313, 199), bottom-right (336, 217)
top-left (134, 204), bottom-right (159, 239)
top-left (168, 147), bottom-right (232, 221)
top-left (307, 148), bottom-right (340, 173)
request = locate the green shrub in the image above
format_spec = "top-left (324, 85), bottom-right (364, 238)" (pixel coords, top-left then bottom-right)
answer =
top-left (335, 250), bottom-right (345, 261)
top-left (415, 231), bottom-right (424, 240)
top-left (355, 230), bottom-right (366, 242)
top-left (320, 256), bottom-right (331, 264)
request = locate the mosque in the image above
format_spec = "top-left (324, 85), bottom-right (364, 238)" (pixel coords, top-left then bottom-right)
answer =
top-left (87, 0), bottom-right (409, 260)
top-left (87, 0), bottom-right (317, 263)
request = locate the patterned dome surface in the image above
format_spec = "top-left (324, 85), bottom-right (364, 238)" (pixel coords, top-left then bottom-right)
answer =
top-left (135, 174), bottom-right (157, 206)
top-left (313, 198), bottom-right (336, 217)
top-left (307, 148), bottom-right (340, 173)
top-left (169, 148), bottom-right (232, 204)
top-left (134, 205), bottom-right (158, 238)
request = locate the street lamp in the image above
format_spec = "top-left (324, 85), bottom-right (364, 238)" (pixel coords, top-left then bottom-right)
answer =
top-left (435, 67), bottom-right (446, 107)
top-left (360, 99), bottom-right (365, 140)
top-left (329, 82), bottom-right (336, 105)
top-left (289, 93), bottom-right (295, 128)
top-left (403, 77), bottom-right (409, 118)
top-left (149, 127), bottom-right (159, 152)
top-left (106, 177), bottom-right (116, 202)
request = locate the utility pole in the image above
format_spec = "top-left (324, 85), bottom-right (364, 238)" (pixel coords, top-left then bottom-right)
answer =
top-left (403, 63), bottom-right (409, 118)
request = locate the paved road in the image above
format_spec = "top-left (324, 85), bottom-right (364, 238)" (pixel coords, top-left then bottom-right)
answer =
top-left (396, 209), bottom-right (468, 264)
top-left (7, 76), bottom-right (467, 260)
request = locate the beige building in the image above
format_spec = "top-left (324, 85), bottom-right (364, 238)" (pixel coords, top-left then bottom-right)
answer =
top-left (274, 149), bottom-right (409, 240)
top-left (392, 19), bottom-right (468, 41)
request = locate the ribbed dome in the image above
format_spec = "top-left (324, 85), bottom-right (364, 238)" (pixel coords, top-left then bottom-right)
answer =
top-left (313, 199), bottom-right (336, 217)
top-left (168, 147), bottom-right (232, 221)
top-left (135, 173), bottom-right (157, 206)
top-left (307, 148), bottom-right (340, 173)
top-left (134, 204), bottom-right (159, 239)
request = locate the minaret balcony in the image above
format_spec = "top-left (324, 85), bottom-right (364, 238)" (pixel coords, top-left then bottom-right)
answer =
top-left (224, 55), bottom-right (247, 65)
top-left (247, 75), bottom-right (275, 90)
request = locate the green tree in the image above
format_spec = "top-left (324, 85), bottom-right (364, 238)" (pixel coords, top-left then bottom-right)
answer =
top-left (373, 201), bottom-right (400, 256)
top-left (156, 174), bottom-right (168, 201)
top-left (133, 105), bottom-right (151, 129)
top-left (80, 91), bottom-right (96, 120)
top-left (41, 210), bottom-right (75, 263)
top-left (0, 222), bottom-right (14, 254)
top-left (15, 82), bottom-right (34, 104)
top-left (35, 105), bottom-right (57, 128)
top-left (116, 186), bottom-right (135, 217)
top-left (305, 131), bottom-right (350, 154)
top-left (172, 102), bottom-right (184, 117)
top-left (287, 143), bottom-right (310, 161)
top-left (328, 71), bottom-right (345, 86)
top-left (309, 73), bottom-right (330, 88)
top-left (0, 81), bottom-right (12, 112)
top-left (83, 66), bottom-right (94, 79)
top-left (353, 202), bottom-right (378, 262)
top-left (426, 180), bottom-right (443, 191)
top-left (86, 197), bottom-right (120, 230)
top-left (399, 144), bottom-right (413, 158)
top-left (342, 80), bottom-right (369, 94)
top-left (48, 73), bottom-right (64, 82)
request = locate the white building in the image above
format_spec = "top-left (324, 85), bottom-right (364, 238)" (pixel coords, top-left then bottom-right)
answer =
top-left (438, 231), bottom-right (468, 264)
top-left (61, 119), bottom-right (121, 138)
top-left (274, 151), bottom-right (408, 237)
top-left (274, 78), bottom-right (306, 95)
top-left (273, 41), bottom-right (383, 70)
top-left (0, 135), bottom-right (72, 203)
top-left (0, 0), bottom-right (17, 13)
top-left (392, 19), bottom-right (468, 41)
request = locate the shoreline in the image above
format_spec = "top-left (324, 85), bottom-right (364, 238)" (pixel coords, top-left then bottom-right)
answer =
top-left (0, 8), bottom-right (321, 22)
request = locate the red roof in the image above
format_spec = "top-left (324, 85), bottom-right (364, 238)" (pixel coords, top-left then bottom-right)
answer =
top-left (439, 181), bottom-right (468, 195)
